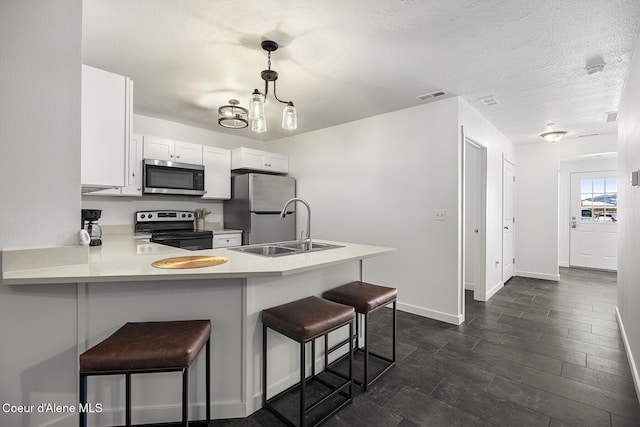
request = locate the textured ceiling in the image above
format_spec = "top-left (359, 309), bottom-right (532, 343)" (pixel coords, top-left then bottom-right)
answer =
top-left (82, 0), bottom-right (640, 144)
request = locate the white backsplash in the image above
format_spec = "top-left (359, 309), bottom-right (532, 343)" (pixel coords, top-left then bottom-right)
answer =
top-left (81, 194), bottom-right (224, 226)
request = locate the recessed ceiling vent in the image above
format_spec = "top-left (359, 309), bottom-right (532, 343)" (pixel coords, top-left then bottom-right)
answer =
top-left (605, 111), bottom-right (618, 123)
top-left (479, 95), bottom-right (499, 106)
top-left (416, 90), bottom-right (448, 101)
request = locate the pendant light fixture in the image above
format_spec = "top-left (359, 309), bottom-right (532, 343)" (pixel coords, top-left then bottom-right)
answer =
top-left (249, 40), bottom-right (297, 133)
top-left (540, 131), bottom-right (568, 143)
top-left (218, 99), bottom-right (248, 129)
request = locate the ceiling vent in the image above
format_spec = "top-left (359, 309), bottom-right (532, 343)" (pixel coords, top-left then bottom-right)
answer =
top-left (416, 90), bottom-right (448, 101)
top-left (578, 133), bottom-right (599, 138)
top-left (478, 95), bottom-right (499, 106)
top-left (605, 111), bottom-right (618, 123)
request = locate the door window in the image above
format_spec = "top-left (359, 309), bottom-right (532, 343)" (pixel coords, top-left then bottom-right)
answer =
top-left (580, 178), bottom-right (618, 222)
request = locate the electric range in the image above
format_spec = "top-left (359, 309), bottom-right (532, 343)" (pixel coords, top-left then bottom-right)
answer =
top-left (134, 210), bottom-right (213, 251)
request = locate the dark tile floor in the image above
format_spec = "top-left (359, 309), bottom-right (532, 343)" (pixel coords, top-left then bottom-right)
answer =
top-left (216, 268), bottom-right (640, 426)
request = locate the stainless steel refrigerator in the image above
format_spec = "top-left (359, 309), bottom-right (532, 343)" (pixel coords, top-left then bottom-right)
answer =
top-left (223, 173), bottom-right (296, 245)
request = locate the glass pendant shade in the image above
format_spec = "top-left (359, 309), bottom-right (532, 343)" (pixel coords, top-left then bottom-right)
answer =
top-left (249, 90), bottom-right (266, 121)
top-left (251, 117), bottom-right (267, 133)
top-left (282, 102), bottom-right (297, 130)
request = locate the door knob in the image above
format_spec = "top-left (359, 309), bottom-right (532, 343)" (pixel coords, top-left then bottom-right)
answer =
top-left (504, 226), bottom-right (509, 230)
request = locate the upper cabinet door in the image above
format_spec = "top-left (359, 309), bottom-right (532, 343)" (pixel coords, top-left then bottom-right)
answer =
top-left (143, 137), bottom-right (203, 165)
top-left (175, 140), bottom-right (203, 165)
top-left (81, 65), bottom-right (132, 189)
top-left (120, 134), bottom-right (144, 196)
top-left (143, 135), bottom-right (175, 162)
top-left (231, 147), bottom-right (289, 174)
top-left (202, 146), bottom-right (231, 199)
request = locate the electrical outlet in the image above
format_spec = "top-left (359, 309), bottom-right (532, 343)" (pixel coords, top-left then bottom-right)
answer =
top-left (434, 209), bottom-right (446, 221)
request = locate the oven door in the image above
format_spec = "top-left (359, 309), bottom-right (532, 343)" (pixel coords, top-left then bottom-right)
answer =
top-left (151, 234), bottom-right (213, 251)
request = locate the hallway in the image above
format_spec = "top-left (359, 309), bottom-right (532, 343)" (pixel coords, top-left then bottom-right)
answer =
top-left (218, 268), bottom-right (640, 426)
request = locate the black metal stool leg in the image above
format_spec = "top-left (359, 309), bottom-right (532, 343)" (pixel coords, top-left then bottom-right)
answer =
top-left (182, 367), bottom-right (189, 427)
top-left (262, 323), bottom-right (268, 407)
top-left (79, 373), bottom-right (87, 427)
top-left (206, 338), bottom-right (211, 426)
top-left (392, 301), bottom-right (397, 363)
top-left (300, 340), bottom-right (306, 427)
top-left (363, 312), bottom-right (369, 391)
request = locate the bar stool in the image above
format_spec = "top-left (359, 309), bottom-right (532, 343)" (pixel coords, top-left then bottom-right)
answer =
top-left (79, 320), bottom-right (211, 427)
top-left (262, 296), bottom-right (354, 427)
top-left (323, 281), bottom-right (397, 390)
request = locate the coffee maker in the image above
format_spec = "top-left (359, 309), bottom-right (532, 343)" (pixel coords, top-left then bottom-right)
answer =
top-left (81, 209), bottom-right (102, 246)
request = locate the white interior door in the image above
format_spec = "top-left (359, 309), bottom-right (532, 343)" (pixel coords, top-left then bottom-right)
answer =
top-left (464, 139), bottom-right (486, 301)
top-left (502, 157), bottom-right (515, 283)
top-left (569, 172), bottom-right (618, 270)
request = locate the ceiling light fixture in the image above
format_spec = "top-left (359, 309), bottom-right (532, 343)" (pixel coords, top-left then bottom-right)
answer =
top-left (540, 130), bottom-right (568, 143)
top-left (585, 62), bottom-right (606, 75)
top-left (218, 99), bottom-right (248, 129)
top-left (249, 40), bottom-right (297, 133)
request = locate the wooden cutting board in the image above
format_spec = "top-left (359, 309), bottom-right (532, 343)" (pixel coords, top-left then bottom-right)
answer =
top-left (151, 256), bottom-right (228, 269)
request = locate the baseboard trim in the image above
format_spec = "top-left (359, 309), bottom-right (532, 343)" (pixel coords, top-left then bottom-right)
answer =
top-left (616, 307), bottom-right (640, 403)
top-left (486, 280), bottom-right (504, 300)
top-left (515, 270), bottom-right (560, 281)
top-left (397, 302), bottom-right (463, 325)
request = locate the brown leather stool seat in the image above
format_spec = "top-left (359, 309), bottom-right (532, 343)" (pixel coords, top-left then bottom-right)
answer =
top-left (79, 320), bottom-right (211, 427)
top-left (262, 296), bottom-right (355, 427)
top-left (323, 281), bottom-right (397, 390)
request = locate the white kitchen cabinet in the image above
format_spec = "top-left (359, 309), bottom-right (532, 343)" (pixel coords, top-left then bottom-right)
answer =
top-left (231, 147), bottom-right (289, 174)
top-left (81, 65), bottom-right (133, 191)
top-left (202, 145), bottom-right (231, 199)
top-left (143, 136), bottom-right (203, 164)
top-left (212, 233), bottom-right (242, 248)
top-left (120, 134), bottom-right (144, 196)
top-left (89, 134), bottom-right (143, 197)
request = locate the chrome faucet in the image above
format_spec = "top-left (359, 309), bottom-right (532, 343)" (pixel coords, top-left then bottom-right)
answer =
top-left (280, 198), bottom-right (311, 247)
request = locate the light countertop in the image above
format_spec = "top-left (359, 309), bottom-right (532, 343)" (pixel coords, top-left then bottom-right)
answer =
top-left (1, 233), bottom-right (395, 285)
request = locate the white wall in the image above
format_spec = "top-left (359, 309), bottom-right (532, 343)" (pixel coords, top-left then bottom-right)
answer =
top-left (458, 100), bottom-right (515, 301)
top-left (82, 114), bottom-right (262, 226)
top-left (558, 154), bottom-right (618, 267)
top-left (0, 2), bottom-right (82, 426)
top-left (617, 35), bottom-right (640, 397)
top-left (272, 97), bottom-right (514, 324)
top-left (0, 0), bottom-right (82, 249)
top-left (514, 134), bottom-right (618, 280)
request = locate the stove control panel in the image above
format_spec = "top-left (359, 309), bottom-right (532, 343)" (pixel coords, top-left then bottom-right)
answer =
top-left (135, 210), bottom-right (194, 223)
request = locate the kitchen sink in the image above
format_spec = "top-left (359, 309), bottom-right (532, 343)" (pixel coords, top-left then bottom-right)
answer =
top-left (234, 245), bottom-right (297, 256)
top-left (278, 242), bottom-right (340, 251)
top-left (229, 241), bottom-right (343, 257)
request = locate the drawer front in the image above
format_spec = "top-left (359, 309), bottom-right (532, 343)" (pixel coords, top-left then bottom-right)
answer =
top-left (213, 233), bottom-right (242, 248)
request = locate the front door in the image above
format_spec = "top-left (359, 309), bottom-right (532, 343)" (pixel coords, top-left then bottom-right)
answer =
top-left (569, 172), bottom-right (618, 270)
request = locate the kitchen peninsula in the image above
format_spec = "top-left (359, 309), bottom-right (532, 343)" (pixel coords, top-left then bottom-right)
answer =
top-left (1, 231), bottom-right (395, 425)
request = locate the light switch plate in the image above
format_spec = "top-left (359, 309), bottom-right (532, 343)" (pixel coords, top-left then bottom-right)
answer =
top-left (434, 209), bottom-right (446, 221)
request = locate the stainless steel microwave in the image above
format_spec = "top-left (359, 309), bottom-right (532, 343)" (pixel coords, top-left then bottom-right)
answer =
top-left (143, 159), bottom-right (205, 196)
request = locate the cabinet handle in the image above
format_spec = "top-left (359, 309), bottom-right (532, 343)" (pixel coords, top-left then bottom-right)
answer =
top-left (170, 154), bottom-right (174, 158)
top-left (177, 154), bottom-right (181, 159)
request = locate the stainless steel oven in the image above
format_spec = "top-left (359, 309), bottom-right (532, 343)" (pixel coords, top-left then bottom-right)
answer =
top-left (135, 210), bottom-right (212, 251)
